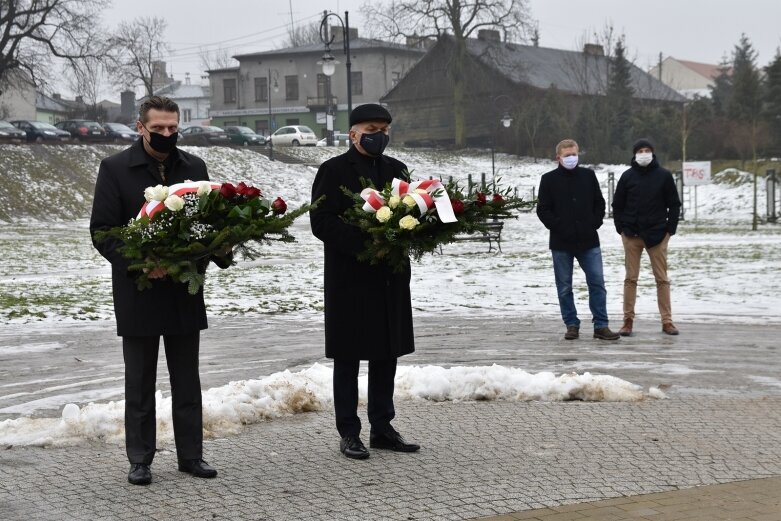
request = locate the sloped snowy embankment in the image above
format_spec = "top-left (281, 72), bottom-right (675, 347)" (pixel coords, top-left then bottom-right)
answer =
top-left (0, 363), bottom-right (662, 447)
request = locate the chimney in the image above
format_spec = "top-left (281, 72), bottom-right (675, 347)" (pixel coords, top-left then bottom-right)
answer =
top-left (75, 95), bottom-right (84, 104)
top-left (185, 72), bottom-right (191, 85)
top-left (121, 90), bottom-right (136, 118)
top-left (477, 29), bottom-right (501, 42)
top-left (583, 44), bottom-right (605, 56)
top-left (331, 26), bottom-right (358, 42)
top-left (52, 93), bottom-right (61, 100)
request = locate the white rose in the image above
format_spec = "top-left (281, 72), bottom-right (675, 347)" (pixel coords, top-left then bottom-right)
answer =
top-left (402, 195), bottom-right (416, 208)
top-left (164, 194), bottom-right (185, 212)
top-left (388, 195), bottom-right (401, 209)
top-left (399, 215), bottom-right (419, 230)
top-left (144, 184), bottom-right (168, 202)
top-left (376, 206), bottom-right (392, 223)
top-left (196, 181), bottom-right (213, 196)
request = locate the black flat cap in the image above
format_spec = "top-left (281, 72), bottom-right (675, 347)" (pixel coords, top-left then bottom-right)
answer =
top-left (632, 138), bottom-right (655, 154)
top-left (349, 103), bottom-right (392, 126)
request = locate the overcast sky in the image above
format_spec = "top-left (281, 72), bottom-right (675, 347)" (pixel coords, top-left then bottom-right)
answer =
top-left (97, 0), bottom-right (780, 97)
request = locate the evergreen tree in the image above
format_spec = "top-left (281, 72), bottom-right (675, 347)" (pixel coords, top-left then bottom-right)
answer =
top-left (709, 57), bottom-right (733, 118)
top-left (606, 37), bottom-right (634, 160)
top-left (728, 34), bottom-right (762, 123)
top-left (763, 50), bottom-right (781, 154)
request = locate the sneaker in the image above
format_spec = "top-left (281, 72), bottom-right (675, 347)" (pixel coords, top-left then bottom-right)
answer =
top-left (618, 318), bottom-right (633, 336)
top-left (593, 327), bottom-right (620, 340)
top-left (662, 322), bottom-right (679, 335)
top-left (564, 325), bottom-right (579, 340)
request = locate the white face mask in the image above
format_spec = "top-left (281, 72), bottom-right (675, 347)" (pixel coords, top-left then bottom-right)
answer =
top-left (635, 152), bottom-right (653, 167)
top-left (560, 155), bottom-right (578, 170)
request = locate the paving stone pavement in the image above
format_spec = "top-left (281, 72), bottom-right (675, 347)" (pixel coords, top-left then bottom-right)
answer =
top-left (1, 317), bottom-right (781, 520)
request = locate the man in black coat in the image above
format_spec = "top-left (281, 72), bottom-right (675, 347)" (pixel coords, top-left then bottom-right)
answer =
top-left (310, 103), bottom-right (420, 459)
top-left (536, 139), bottom-right (619, 341)
top-left (612, 138), bottom-right (682, 336)
top-left (90, 96), bottom-right (224, 485)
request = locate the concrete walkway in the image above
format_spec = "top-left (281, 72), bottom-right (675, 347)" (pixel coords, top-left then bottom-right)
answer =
top-left (1, 317), bottom-right (780, 520)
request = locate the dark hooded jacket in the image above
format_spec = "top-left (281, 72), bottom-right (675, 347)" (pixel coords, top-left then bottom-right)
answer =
top-left (536, 164), bottom-right (606, 252)
top-left (612, 155), bottom-right (682, 248)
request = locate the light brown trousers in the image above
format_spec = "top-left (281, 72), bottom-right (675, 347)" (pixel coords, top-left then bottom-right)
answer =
top-left (621, 233), bottom-right (673, 324)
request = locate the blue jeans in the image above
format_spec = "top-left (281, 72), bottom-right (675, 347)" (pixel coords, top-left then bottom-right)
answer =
top-left (551, 247), bottom-right (609, 329)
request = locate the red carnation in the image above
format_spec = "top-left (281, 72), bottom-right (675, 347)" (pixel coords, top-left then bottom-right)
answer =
top-left (219, 182), bottom-right (237, 199)
top-left (492, 193), bottom-right (505, 205)
top-left (450, 198), bottom-right (465, 215)
top-left (475, 192), bottom-right (487, 206)
top-left (271, 197), bottom-right (288, 215)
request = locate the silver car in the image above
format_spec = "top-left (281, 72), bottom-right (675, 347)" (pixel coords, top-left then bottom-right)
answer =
top-left (270, 125), bottom-right (318, 147)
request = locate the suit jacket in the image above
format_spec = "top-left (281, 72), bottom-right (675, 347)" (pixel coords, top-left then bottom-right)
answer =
top-left (90, 139), bottom-right (212, 337)
top-left (536, 164), bottom-right (605, 252)
top-left (310, 146), bottom-right (415, 360)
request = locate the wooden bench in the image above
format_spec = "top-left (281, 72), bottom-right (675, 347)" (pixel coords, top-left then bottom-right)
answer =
top-left (442, 220), bottom-right (504, 253)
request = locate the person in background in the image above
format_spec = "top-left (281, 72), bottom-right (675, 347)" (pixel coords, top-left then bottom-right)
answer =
top-left (612, 138), bottom-right (682, 336)
top-left (310, 103), bottom-right (421, 460)
top-left (536, 139), bottom-right (620, 341)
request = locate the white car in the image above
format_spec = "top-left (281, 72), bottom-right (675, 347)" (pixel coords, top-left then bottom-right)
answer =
top-left (270, 125), bottom-right (318, 146)
top-left (316, 132), bottom-right (351, 147)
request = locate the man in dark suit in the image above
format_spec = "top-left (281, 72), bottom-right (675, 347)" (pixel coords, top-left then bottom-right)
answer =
top-left (536, 139), bottom-right (620, 341)
top-left (310, 103), bottom-right (420, 459)
top-left (90, 96), bottom-right (224, 485)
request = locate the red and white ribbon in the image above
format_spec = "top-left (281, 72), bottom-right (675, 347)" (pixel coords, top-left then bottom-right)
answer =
top-left (137, 181), bottom-right (221, 219)
top-left (391, 178), bottom-right (457, 223)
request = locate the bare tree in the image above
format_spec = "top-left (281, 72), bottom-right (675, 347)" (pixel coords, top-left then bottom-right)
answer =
top-left (0, 0), bottom-right (110, 93)
top-left (281, 21), bottom-right (322, 48)
top-left (107, 16), bottom-right (169, 96)
top-left (199, 48), bottom-right (237, 72)
top-left (362, 0), bottom-right (531, 148)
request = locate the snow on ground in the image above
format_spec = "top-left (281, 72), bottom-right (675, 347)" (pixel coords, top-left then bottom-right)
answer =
top-left (0, 363), bottom-right (657, 447)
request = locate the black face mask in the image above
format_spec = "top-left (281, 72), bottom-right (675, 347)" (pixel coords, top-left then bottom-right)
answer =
top-left (359, 131), bottom-right (389, 156)
top-left (141, 124), bottom-right (178, 154)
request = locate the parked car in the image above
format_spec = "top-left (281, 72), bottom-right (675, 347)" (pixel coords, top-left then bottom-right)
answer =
top-left (178, 125), bottom-right (230, 146)
top-left (103, 122), bottom-right (139, 143)
top-left (55, 119), bottom-right (109, 142)
top-left (270, 125), bottom-right (318, 147)
top-left (0, 120), bottom-right (28, 143)
top-left (316, 132), bottom-right (350, 147)
top-left (11, 120), bottom-right (72, 142)
top-left (225, 126), bottom-right (267, 146)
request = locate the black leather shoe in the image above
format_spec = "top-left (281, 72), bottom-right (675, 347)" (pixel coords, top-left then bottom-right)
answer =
top-left (339, 436), bottom-right (370, 459)
top-left (178, 459), bottom-right (218, 478)
top-left (370, 430), bottom-right (420, 452)
top-left (127, 463), bottom-right (152, 485)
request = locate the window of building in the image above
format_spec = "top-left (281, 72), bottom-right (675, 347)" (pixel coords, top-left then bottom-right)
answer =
top-left (223, 78), bottom-right (237, 103)
top-left (255, 119), bottom-right (269, 136)
top-left (182, 108), bottom-right (192, 123)
top-left (285, 75), bottom-right (298, 101)
top-left (255, 77), bottom-right (268, 102)
top-left (316, 74), bottom-right (331, 101)
top-left (351, 71), bottom-right (363, 95)
top-left (391, 71), bottom-right (402, 86)
top-left (285, 118), bottom-right (300, 126)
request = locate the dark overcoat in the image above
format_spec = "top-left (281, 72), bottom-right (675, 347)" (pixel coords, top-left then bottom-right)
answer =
top-left (310, 146), bottom-right (415, 360)
top-left (612, 156), bottom-right (682, 248)
top-left (90, 139), bottom-right (212, 337)
top-left (536, 164), bottom-right (606, 252)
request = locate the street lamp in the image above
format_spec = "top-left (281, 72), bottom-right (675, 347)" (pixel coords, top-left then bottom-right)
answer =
top-left (492, 110), bottom-right (513, 188)
top-left (267, 68), bottom-right (279, 161)
top-left (319, 10), bottom-right (352, 145)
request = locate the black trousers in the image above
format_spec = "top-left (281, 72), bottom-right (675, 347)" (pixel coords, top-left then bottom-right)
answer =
top-left (333, 358), bottom-right (397, 438)
top-left (122, 333), bottom-right (202, 464)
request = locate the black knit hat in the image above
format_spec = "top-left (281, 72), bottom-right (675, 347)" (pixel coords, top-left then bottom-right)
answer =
top-left (632, 138), bottom-right (655, 154)
top-left (349, 103), bottom-right (392, 127)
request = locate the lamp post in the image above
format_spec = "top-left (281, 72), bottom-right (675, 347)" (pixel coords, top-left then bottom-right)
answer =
top-left (491, 111), bottom-right (513, 190)
top-left (267, 68), bottom-right (279, 160)
top-left (318, 10), bottom-right (352, 146)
